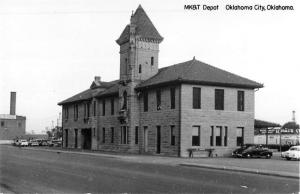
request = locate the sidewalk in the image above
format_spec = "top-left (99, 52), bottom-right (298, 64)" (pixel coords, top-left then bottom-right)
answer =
top-left (24, 146), bottom-right (300, 179)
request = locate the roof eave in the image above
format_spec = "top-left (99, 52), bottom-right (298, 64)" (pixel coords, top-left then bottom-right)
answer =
top-left (136, 79), bottom-right (263, 91)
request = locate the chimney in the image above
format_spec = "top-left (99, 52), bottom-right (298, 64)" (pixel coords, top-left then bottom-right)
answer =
top-left (10, 92), bottom-right (16, 115)
top-left (95, 76), bottom-right (101, 82)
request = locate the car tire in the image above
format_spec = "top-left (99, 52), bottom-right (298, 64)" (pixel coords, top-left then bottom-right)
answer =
top-left (266, 154), bottom-right (271, 159)
top-left (246, 153), bottom-right (251, 158)
top-left (286, 157), bottom-right (291, 160)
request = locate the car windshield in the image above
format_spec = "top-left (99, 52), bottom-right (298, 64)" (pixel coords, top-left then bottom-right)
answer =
top-left (290, 147), bottom-right (300, 151)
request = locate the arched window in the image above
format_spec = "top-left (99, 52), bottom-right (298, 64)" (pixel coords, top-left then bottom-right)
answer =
top-left (122, 91), bottom-right (127, 110)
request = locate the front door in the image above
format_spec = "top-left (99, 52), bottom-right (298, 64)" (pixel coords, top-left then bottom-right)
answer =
top-left (65, 129), bottom-right (68, 148)
top-left (144, 126), bottom-right (148, 152)
top-left (81, 128), bottom-right (92, 149)
top-left (156, 126), bottom-right (161, 154)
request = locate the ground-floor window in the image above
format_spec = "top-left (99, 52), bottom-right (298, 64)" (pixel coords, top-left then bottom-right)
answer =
top-left (135, 126), bottom-right (138, 144)
top-left (170, 126), bottom-right (175, 146)
top-left (210, 126), bottom-right (214, 146)
top-left (224, 126), bottom-right (228, 146)
top-left (121, 126), bottom-right (129, 144)
top-left (102, 128), bottom-right (105, 143)
top-left (236, 127), bottom-right (244, 146)
top-left (192, 126), bottom-right (200, 146)
top-left (215, 126), bottom-right (222, 146)
top-left (111, 127), bottom-right (114, 143)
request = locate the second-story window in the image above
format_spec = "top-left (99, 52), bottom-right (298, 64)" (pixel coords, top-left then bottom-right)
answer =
top-left (193, 87), bottom-right (201, 109)
top-left (139, 64), bottom-right (142, 73)
top-left (156, 89), bottom-right (161, 110)
top-left (111, 98), bottom-right (114, 115)
top-left (151, 57), bottom-right (154, 66)
top-left (170, 88), bottom-right (175, 109)
top-left (237, 91), bottom-right (245, 111)
top-left (74, 104), bottom-right (78, 121)
top-left (64, 106), bottom-right (69, 120)
top-left (143, 91), bottom-right (148, 112)
top-left (102, 100), bottom-right (105, 116)
top-left (215, 89), bottom-right (224, 110)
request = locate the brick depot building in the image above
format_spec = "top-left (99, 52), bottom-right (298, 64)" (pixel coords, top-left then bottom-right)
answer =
top-left (58, 5), bottom-right (263, 157)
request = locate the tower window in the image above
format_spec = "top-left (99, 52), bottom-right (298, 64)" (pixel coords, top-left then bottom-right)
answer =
top-left (151, 57), bottom-right (154, 66)
top-left (139, 64), bottom-right (142, 73)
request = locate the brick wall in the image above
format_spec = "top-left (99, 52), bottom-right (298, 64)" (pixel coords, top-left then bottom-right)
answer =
top-left (180, 84), bottom-right (255, 157)
top-left (0, 116), bottom-right (26, 140)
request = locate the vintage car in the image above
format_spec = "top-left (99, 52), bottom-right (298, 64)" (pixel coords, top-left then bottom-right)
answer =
top-left (19, 139), bottom-right (29, 147)
top-left (281, 145), bottom-right (300, 160)
top-left (232, 145), bottom-right (272, 158)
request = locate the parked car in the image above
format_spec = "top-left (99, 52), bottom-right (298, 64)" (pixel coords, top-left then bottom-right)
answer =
top-left (52, 140), bottom-right (62, 147)
top-left (232, 145), bottom-right (272, 158)
top-left (19, 139), bottom-right (29, 147)
top-left (281, 145), bottom-right (300, 160)
top-left (29, 140), bottom-right (39, 146)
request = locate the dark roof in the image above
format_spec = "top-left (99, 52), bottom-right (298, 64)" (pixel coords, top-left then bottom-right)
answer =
top-left (58, 80), bottom-right (118, 105)
top-left (116, 5), bottom-right (163, 45)
top-left (95, 82), bottom-right (119, 98)
top-left (136, 59), bottom-right (264, 90)
top-left (255, 119), bottom-right (281, 128)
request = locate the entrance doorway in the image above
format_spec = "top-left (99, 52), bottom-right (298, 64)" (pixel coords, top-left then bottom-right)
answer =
top-left (144, 126), bottom-right (148, 152)
top-left (81, 128), bottom-right (92, 149)
top-left (65, 129), bottom-right (68, 147)
top-left (156, 126), bottom-right (161, 154)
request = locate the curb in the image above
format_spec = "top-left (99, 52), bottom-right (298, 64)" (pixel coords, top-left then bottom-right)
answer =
top-left (179, 163), bottom-right (299, 179)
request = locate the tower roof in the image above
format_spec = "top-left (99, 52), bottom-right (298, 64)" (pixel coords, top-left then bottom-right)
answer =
top-left (116, 5), bottom-right (163, 45)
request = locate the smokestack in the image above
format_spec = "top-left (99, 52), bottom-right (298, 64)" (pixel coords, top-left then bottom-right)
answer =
top-left (10, 92), bottom-right (16, 115)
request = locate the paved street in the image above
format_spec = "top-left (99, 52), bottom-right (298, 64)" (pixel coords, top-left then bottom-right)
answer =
top-left (0, 145), bottom-right (299, 193)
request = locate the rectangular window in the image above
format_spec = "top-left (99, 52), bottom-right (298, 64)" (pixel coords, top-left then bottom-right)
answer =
top-left (236, 127), bottom-right (244, 146)
top-left (1, 121), bottom-right (4, 127)
top-left (18, 122), bottom-right (22, 128)
top-left (224, 126), bottom-right (228, 146)
top-left (102, 100), bottom-right (105, 116)
top-left (111, 98), bottom-right (114, 115)
top-left (192, 126), bottom-right (200, 146)
top-left (139, 64), bottom-right (142, 73)
top-left (193, 87), bottom-right (201, 109)
top-left (170, 88), bottom-right (175, 109)
top-left (111, 127), bottom-right (114, 143)
top-left (156, 89), bottom-right (161, 110)
top-left (102, 128), bottom-right (105, 143)
top-left (74, 104), bottom-right (78, 121)
top-left (64, 106), bottom-right (69, 120)
top-left (84, 103), bottom-right (89, 119)
top-left (170, 125), bottom-right (175, 146)
top-left (135, 126), bottom-right (138, 144)
top-left (151, 57), bottom-right (154, 66)
top-left (143, 92), bottom-right (148, 112)
top-left (93, 101), bottom-right (96, 116)
top-left (87, 103), bottom-right (90, 118)
top-left (215, 89), bottom-right (224, 110)
top-left (210, 126), bottom-right (214, 146)
top-left (121, 126), bottom-right (128, 144)
top-left (215, 126), bottom-right (222, 146)
top-left (237, 91), bottom-right (245, 111)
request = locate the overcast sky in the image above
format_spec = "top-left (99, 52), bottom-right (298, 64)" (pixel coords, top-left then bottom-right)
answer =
top-left (0, 0), bottom-right (299, 133)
